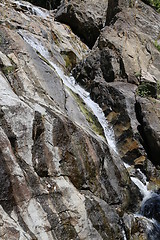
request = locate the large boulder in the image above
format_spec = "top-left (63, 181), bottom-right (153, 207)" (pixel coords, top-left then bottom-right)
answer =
top-left (72, 0), bottom-right (160, 169)
top-left (140, 194), bottom-right (160, 221)
top-left (0, 0), bottom-right (160, 239)
top-left (136, 97), bottom-right (160, 165)
top-left (73, 1), bottom-right (160, 84)
top-left (55, 0), bottom-right (108, 47)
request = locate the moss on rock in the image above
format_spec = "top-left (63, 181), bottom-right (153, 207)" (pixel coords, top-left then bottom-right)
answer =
top-left (69, 89), bottom-right (104, 137)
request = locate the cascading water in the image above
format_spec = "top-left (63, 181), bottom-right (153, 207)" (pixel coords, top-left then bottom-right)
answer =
top-left (16, 3), bottom-right (160, 239)
top-left (127, 167), bottom-right (160, 239)
top-left (12, 0), bottom-right (49, 18)
top-left (18, 30), bottom-right (117, 153)
top-left (131, 171), bottom-right (151, 200)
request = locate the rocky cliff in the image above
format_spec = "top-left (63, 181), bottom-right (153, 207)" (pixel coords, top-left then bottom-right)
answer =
top-left (0, 0), bottom-right (160, 239)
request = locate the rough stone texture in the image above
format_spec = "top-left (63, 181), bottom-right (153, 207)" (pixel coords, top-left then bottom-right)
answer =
top-left (0, 0), bottom-right (160, 239)
top-left (136, 97), bottom-right (160, 165)
top-left (73, 0), bottom-right (160, 169)
top-left (55, 0), bottom-right (108, 47)
top-left (73, 1), bottom-right (160, 84)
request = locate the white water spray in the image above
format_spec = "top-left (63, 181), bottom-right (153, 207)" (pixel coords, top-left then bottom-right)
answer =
top-left (125, 165), bottom-right (151, 200)
top-left (122, 229), bottom-right (127, 240)
top-left (131, 176), bottom-right (151, 199)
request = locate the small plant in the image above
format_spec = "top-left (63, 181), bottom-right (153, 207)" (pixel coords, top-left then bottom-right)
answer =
top-left (135, 71), bottom-right (141, 79)
top-left (144, 0), bottom-right (160, 12)
top-left (154, 40), bottom-right (160, 52)
top-left (157, 81), bottom-right (160, 91)
top-left (68, 89), bottom-right (104, 137)
top-left (137, 83), bottom-right (151, 97)
top-left (2, 65), bottom-right (16, 75)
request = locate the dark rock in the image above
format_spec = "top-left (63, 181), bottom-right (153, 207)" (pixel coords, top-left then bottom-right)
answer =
top-left (23, 0), bottom-right (61, 10)
top-left (32, 111), bottom-right (49, 177)
top-left (0, 150), bottom-right (15, 213)
top-left (140, 194), bottom-right (160, 222)
top-left (73, 0), bottom-right (160, 84)
top-left (135, 97), bottom-right (160, 165)
top-left (85, 195), bottom-right (123, 240)
top-left (55, 0), bottom-right (108, 48)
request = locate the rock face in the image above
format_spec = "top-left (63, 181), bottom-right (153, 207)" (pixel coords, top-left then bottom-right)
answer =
top-left (73, 1), bottom-right (160, 83)
top-left (0, 0), bottom-right (160, 239)
top-left (73, 0), bottom-right (160, 167)
top-left (136, 97), bottom-right (160, 165)
top-left (55, 0), bottom-right (108, 48)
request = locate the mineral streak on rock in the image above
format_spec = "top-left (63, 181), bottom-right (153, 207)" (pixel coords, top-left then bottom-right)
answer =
top-left (0, 0), bottom-right (160, 239)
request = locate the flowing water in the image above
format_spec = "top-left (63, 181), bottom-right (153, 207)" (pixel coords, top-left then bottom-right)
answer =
top-left (131, 177), bottom-right (150, 201)
top-left (124, 163), bottom-right (160, 238)
top-left (16, 2), bottom-right (160, 239)
top-left (131, 169), bottom-right (160, 239)
top-left (12, 0), bottom-right (49, 18)
top-left (18, 30), bottom-right (117, 152)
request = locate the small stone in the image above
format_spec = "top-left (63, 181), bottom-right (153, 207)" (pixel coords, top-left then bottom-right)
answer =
top-left (134, 156), bottom-right (146, 166)
top-left (0, 51), bottom-right (12, 67)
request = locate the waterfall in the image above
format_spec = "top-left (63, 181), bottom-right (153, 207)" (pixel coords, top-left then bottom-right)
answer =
top-left (17, 5), bottom-right (160, 239)
top-left (122, 229), bottom-right (127, 240)
top-left (12, 0), bottom-right (49, 18)
top-left (130, 168), bottom-right (151, 200)
top-left (130, 168), bottom-right (160, 239)
top-left (124, 163), bottom-right (151, 200)
top-left (18, 31), bottom-right (117, 153)
top-left (131, 176), bottom-right (151, 199)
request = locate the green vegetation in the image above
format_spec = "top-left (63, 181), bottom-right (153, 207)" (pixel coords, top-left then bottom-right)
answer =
top-left (154, 40), bottom-right (160, 52)
top-left (137, 83), bottom-right (151, 97)
top-left (69, 89), bottom-right (104, 137)
top-left (143, 0), bottom-right (160, 12)
top-left (135, 71), bottom-right (141, 80)
top-left (61, 51), bottom-right (76, 71)
top-left (137, 81), bottom-right (158, 98)
top-left (2, 65), bottom-right (16, 75)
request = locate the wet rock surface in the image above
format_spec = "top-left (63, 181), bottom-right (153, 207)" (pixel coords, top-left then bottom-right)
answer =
top-left (0, 0), bottom-right (160, 239)
top-left (140, 194), bottom-right (160, 221)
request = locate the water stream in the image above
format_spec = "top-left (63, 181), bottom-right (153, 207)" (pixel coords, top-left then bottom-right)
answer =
top-left (18, 30), bottom-right (117, 152)
top-left (129, 167), bottom-right (160, 239)
top-left (131, 175), bottom-right (151, 201)
top-left (12, 0), bottom-right (49, 18)
top-left (16, 3), bottom-right (160, 239)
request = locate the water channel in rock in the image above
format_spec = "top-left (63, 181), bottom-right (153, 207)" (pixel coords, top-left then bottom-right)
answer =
top-left (18, 30), bottom-right (117, 153)
top-left (16, 1), bottom-right (160, 239)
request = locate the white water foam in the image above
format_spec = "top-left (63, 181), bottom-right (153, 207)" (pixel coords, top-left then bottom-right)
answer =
top-left (131, 176), bottom-right (151, 200)
top-left (137, 168), bottom-right (148, 185)
top-left (32, 6), bottom-right (49, 18)
top-left (124, 164), bottom-right (151, 201)
top-left (12, 0), bottom-right (49, 18)
top-left (122, 229), bottom-right (127, 240)
top-left (130, 167), bottom-right (153, 204)
top-left (123, 162), bottom-right (130, 169)
top-left (18, 31), bottom-right (117, 152)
